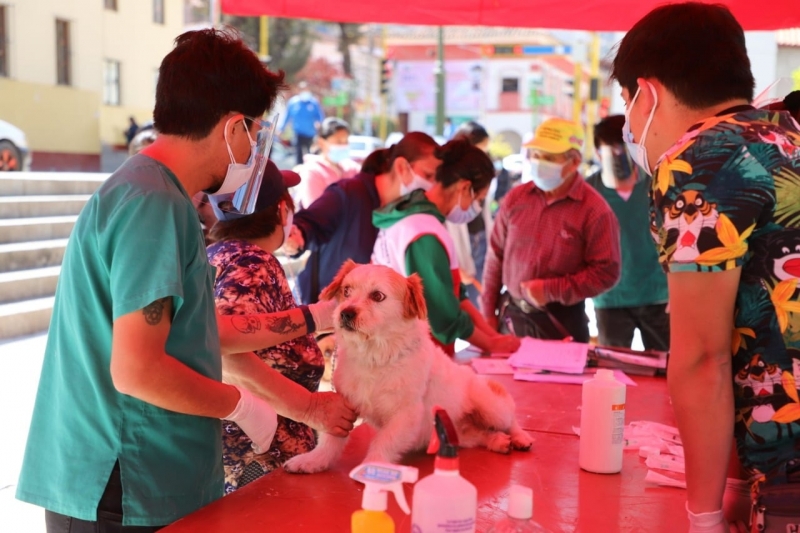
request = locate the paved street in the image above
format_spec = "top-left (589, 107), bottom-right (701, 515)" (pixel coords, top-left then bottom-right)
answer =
top-left (0, 333), bottom-right (47, 532)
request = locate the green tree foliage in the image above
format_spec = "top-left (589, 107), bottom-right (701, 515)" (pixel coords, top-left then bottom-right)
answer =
top-left (222, 16), bottom-right (314, 81)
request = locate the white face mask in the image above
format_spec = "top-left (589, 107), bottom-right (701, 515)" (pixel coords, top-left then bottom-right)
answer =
top-left (215, 117), bottom-right (257, 195)
top-left (282, 207), bottom-right (293, 246)
top-left (446, 187), bottom-right (482, 224)
top-left (400, 164), bottom-right (434, 195)
top-left (525, 159), bottom-right (566, 192)
top-left (623, 83), bottom-right (658, 177)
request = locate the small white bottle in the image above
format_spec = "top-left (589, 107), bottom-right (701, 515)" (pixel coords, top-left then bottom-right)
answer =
top-left (579, 369), bottom-right (626, 474)
top-left (487, 485), bottom-right (551, 532)
top-left (411, 409), bottom-right (477, 533)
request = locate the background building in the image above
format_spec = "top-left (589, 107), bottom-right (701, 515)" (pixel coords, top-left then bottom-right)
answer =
top-left (0, 0), bottom-right (183, 171)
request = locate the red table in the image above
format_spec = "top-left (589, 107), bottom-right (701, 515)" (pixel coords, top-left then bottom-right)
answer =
top-left (162, 374), bottom-right (688, 533)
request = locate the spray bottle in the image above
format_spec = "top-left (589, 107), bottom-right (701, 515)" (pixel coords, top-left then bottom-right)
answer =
top-left (349, 462), bottom-right (419, 533)
top-left (411, 408), bottom-right (478, 533)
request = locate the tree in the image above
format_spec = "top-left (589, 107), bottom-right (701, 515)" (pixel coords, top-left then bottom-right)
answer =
top-left (337, 23), bottom-right (364, 78)
top-left (221, 16), bottom-right (314, 81)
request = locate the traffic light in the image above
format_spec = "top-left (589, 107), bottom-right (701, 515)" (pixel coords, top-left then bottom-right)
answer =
top-left (380, 59), bottom-right (392, 95)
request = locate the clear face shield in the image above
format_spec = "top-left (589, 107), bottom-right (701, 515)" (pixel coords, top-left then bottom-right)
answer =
top-left (213, 114), bottom-right (278, 218)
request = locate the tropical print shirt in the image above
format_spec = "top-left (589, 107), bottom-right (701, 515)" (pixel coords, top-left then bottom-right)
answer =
top-left (207, 239), bottom-right (324, 493)
top-left (650, 107), bottom-right (800, 477)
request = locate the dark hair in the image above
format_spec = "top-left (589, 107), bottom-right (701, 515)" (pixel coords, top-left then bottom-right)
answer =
top-left (153, 28), bottom-right (285, 140)
top-left (784, 91), bottom-right (800, 121)
top-left (611, 3), bottom-right (754, 109)
top-left (208, 190), bottom-right (294, 243)
top-left (361, 132), bottom-right (438, 175)
top-left (452, 121), bottom-right (489, 146)
top-left (593, 115), bottom-right (626, 150)
top-left (318, 117), bottom-right (350, 139)
top-left (435, 139), bottom-right (494, 191)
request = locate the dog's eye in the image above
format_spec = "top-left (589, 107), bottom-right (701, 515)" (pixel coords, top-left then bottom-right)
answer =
top-left (343, 287), bottom-right (352, 297)
top-left (370, 291), bottom-right (386, 302)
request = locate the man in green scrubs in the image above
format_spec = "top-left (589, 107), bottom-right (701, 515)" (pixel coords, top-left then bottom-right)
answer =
top-left (16, 29), bottom-right (353, 532)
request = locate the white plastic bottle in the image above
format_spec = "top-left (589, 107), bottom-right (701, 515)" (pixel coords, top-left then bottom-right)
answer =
top-left (579, 369), bottom-right (626, 473)
top-left (411, 409), bottom-right (477, 533)
top-left (487, 485), bottom-right (551, 532)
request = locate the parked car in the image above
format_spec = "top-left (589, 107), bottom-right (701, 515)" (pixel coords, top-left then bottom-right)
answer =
top-left (348, 135), bottom-right (383, 163)
top-left (0, 119), bottom-right (31, 171)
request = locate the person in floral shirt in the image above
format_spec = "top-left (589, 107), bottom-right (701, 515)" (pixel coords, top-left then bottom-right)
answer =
top-left (612, 3), bottom-right (800, 531)
top-left (207, 160), bottom-right (356, 493)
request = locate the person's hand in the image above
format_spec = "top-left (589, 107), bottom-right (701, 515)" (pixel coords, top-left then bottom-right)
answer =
top-left (520, 279), bottom-right (548, 308)
top-left (308, 298), bottom-right (338, 332)
top-left (283, 225), bottom-right (305, 256)
top-left (493, 334), bottom-right (521, 354)
top-left (223, 385), bottom-right (278, 454)
top-left (303, 391), bottom-right (358, 437)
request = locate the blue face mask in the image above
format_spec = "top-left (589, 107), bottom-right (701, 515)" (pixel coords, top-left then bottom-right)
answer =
top-left (327, 145), bottom-right (351, 164)
top-left (446, 187), bottom-right (482, 224)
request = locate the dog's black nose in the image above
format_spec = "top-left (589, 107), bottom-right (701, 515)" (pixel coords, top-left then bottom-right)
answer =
top-left (340, 308), bottom-right (357, 323)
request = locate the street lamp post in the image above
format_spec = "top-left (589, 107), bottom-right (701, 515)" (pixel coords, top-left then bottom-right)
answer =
top-left (434, 26), bottom-right (445, 136)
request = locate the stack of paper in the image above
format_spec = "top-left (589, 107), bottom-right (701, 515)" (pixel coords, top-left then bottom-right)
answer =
top-left (506, 337), bottom-right (589, 374)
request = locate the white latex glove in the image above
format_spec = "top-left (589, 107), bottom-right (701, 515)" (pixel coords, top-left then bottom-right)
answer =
top-left (223, 385), bottom-right (278, 454)
top-left (308, 298), bottom-right (338, 332)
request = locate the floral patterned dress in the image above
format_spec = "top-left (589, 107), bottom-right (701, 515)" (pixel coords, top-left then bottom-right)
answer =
top-left (207, 239), bottom-right (324, 493)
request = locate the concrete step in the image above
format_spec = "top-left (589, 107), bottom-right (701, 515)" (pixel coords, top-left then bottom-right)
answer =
top-left (0, 172), bottom-right (107, 196)
top-left (0, 296), bottom-right (53, 339)
top-left (0, 216), bottom-right (77, 244)
top-left (0, 266), bottom-right (60, 304)
top-left (0, 239), bottom-right (68, 273)
top-left (0, 195), bottom-right (91, 218)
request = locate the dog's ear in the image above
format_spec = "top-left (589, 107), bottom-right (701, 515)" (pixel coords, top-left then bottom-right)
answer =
top-left (404, 273), bottom-right (428, 320)
top-left (320, 260), bottom-right (359, 301)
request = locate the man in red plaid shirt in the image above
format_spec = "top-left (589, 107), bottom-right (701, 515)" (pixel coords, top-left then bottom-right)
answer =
top-left (481, 118), bottom-right (621, 342)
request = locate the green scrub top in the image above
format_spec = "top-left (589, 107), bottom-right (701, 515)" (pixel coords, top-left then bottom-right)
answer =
top-left (16, 155), bottom-right (224, 526)
top-left (586, 173), bottom-right (668, 309)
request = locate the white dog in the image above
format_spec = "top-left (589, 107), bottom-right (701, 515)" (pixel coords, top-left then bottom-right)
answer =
top-left (284, 261), bottom-right (532, 474)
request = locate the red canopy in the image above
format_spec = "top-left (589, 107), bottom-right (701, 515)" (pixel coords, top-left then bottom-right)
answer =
top-left (221, 0), bottom-right (800, 31)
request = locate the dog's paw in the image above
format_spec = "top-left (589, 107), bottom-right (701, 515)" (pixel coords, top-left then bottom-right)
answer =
top-left (485, 432), bottom-right (512, 454)
top-left (511, 429), bottom-right (534, 451)
top-left (283, 453), bottom-right (330, 474)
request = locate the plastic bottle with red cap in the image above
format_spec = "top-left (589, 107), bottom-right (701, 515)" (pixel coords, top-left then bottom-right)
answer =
top-left (411, 408), bottom-right (477, 532)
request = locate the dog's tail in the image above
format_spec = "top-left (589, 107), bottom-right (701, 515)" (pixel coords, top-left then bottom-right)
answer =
top-left (466, 378), bottom-right (516, 431)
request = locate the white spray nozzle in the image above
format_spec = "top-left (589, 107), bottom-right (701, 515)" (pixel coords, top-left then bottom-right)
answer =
top-left (349, 462), bottom-right (419, 515)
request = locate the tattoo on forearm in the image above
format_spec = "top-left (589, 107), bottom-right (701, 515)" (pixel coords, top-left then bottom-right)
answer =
top-left (231, 314), bottom-right (303, 335)
top-left (143, 297), bottom-right (170, 326)
top-left (231, 316), bottom-right (262, 334)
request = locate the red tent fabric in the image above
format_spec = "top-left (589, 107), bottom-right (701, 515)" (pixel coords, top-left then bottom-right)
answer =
top-left (221, 0), bottom-right (800, 31)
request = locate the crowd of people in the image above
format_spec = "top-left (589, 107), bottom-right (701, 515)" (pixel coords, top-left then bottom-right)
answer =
top-left (14, 2), bottom-right (800, 532)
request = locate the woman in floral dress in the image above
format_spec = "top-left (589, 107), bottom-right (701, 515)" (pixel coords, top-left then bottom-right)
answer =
top-left (206, 160), bottom-right (356, 493)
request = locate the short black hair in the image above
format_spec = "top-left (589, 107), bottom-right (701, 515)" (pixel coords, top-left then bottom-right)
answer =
top-left (318, 117), bottom-right (350, 139)
top-left (154, 28), bottom-right (285, 140)
top-left (611, 2), bottom-right (754, 109)
top-left (435, 139), bottom-right (494, 191)
top-left (453, 121), bottom-right (489, 146)
top-left (593, 115), bottom-right (625, 150)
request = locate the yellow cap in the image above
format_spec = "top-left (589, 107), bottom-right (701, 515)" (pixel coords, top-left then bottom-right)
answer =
top-left (524, 118), bottom-right (584, 154)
